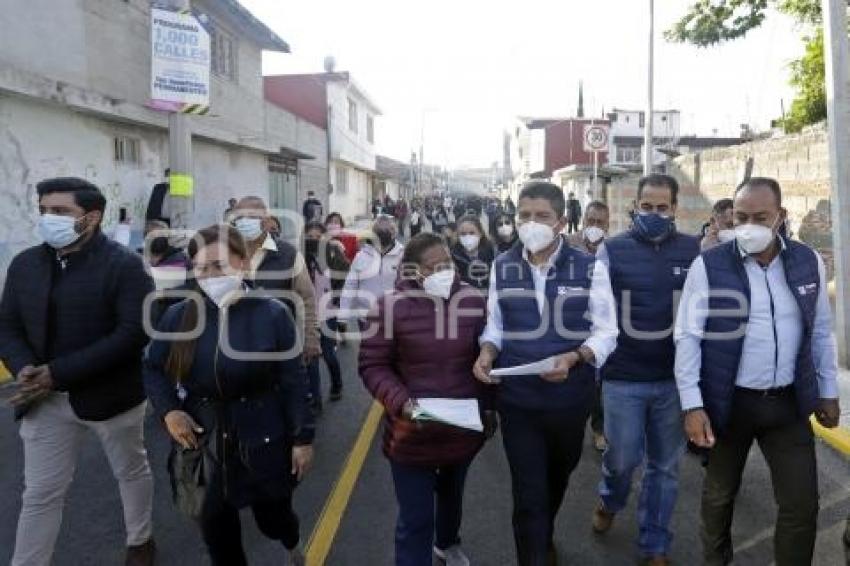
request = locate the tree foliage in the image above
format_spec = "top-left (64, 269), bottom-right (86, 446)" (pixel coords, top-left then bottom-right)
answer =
top-left (665, 0), bottom-right (834, 131)
top-left (784, 28), bottom-right (826, 132)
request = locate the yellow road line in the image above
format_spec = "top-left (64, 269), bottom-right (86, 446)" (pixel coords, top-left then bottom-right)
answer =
top-left (306, 401), bottom-right (384, 566)
top-left (811, 416), bottom-right (850, 456)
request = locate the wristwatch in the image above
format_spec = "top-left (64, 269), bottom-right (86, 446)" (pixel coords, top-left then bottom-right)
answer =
top-left (576, 345), bottom-right (595, 365)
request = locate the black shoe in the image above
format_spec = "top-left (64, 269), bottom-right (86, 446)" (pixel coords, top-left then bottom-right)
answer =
top-left (126, 539), bottom-right (156, 566)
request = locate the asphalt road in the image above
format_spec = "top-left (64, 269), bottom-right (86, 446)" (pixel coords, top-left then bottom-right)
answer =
top-left (2, 341), bottom-right (850, 565)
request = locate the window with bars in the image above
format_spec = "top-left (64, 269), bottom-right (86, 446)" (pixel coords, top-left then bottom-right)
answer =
top-left (211, 24), bottom-right (237, 81)
top-left (114, 136), bottom-right (141, 165)
top-left (616, 146), bottom-right (642, 164)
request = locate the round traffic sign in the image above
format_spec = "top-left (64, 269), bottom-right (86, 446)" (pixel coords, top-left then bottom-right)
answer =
top-left (584, 126), bottom-right (609, 152)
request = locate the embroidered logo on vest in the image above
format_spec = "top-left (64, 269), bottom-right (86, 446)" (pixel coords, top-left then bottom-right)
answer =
top-left (797, 282), bottom-right (817, 296)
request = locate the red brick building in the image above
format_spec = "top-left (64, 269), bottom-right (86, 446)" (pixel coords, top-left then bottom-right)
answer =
top-left (521, 117), bottom-right (611, 178)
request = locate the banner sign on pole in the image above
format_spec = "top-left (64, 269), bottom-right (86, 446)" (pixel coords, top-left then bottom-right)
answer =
top-left (150, 6), bottom-right (211, 113)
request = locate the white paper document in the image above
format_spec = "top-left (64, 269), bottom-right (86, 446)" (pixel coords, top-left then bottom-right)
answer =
top-left (412, 398), bottom-right (483, 432)
top-left (489, 356), bottom-right (559, 378)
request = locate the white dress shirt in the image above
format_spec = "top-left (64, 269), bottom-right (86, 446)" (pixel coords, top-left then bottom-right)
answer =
top-left (674, 246), bottom-right (839, 410)
top-left (480, 239), bottom-right (619, 367)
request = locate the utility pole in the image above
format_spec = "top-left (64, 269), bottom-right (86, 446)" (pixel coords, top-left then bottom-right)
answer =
top-left (166, 0), bottom-right (194, 230)
top-left (644, 0), bottom-right (655, 176)
top-left (822, 0), bottom-right (850, 365)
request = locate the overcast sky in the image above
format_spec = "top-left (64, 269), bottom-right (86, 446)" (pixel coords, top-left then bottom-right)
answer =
top-left (240, 0), bottom-right (806, 169)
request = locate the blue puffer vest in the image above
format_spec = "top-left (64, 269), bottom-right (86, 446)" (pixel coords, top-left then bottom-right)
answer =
top-left (700, 238), bottom-right (821, 432)
top-left (602, 227), bottom-right (700, 382)
top-left (494, 237), bottom-right (596, 411)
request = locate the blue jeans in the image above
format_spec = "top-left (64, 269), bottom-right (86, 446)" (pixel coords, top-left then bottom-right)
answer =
top-left (598, 379), bottom-right (684, 557)
top-left (390, 460), bottom-right (471, 566)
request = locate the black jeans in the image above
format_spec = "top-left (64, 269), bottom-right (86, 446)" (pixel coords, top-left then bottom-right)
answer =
top-left (500, 404), bottom-right (588, 566)
top-left (702, 388), bottom-right (818, 566)
top-left (200, 473), bottom-right (300, 566)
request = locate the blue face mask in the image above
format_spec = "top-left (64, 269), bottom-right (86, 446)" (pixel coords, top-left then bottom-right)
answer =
top-left (39, 214), bottom-right (83, 249)
top-left (634, 211), bottom-right (673, 242)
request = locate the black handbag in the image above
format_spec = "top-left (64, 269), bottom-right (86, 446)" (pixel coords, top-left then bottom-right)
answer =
top-left (167, 435), bottom-right (214, 519)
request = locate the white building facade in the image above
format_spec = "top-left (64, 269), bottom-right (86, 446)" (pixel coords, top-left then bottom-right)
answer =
top-left (607, 109), bottom-right (681, 168)
top-left (327, 78), bottom-right (381, 221)
top-left (0, 0), bottom-right (327, 276)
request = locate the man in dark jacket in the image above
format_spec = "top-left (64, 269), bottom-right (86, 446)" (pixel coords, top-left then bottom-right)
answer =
top-left (591, 174), bottom-right (700, 566)
top-left (302, 191), bottom-right (323, 223)
top-left (0, 178), bottom-right (156, 566)
top-left (566, 192), bottom-right (582, 234)
top-left (233, 197), bottom-right (321, 363)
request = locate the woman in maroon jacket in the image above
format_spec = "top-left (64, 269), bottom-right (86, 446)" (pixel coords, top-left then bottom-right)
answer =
top-left (359, 232), bottom-right (493, 566)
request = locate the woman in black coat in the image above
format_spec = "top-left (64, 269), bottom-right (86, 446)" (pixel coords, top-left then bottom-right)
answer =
top-left (450, 215), bottom-right (495, 291)
top-left (492, 213), bottom-right (519, 253)
top-left (144, 225), bottom-right (314, 566)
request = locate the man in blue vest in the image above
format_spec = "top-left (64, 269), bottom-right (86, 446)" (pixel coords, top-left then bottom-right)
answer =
top-left (474, 181), bottom-right (618, 566)
top-left (591, 174), bottom-right (700, 566)
top-left (674, 177), bottom-right (839, 566)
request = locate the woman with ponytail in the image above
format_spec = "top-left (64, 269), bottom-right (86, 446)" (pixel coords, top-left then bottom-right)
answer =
top-left (143, 224), bottom-right (314, 566)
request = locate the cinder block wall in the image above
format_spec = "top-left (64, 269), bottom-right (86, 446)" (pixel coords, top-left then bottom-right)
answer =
top-left (606, 124), bottom-right (833, 277)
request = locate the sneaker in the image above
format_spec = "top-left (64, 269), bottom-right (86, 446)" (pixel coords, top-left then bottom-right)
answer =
top-left (287, 543), bottom-right (306, 566)
top-left (591, 503), bottom-right (615, 534)
top-left (434, 544), bottom-right (470, 566)
top-left (125, 539), bottom-right (156, 566)
top-left (592, 432), bottom-right (608, 452)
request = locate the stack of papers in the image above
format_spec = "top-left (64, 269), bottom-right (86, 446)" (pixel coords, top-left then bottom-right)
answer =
top-left (489, 356), bottom-right (558, 378)
top-left (412, 398), bottom-right (483, 432)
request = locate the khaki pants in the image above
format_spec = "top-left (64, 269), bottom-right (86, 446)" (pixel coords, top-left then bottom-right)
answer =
top-left (13, 393), bottom-right (153, 566)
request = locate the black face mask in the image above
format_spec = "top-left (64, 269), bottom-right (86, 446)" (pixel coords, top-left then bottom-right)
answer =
top-left (375, 229), bottom-right (394, 248)
top-left (149, 236), bottom-right (170, 256)
top-left (304, 239), bottom-right (320, 258)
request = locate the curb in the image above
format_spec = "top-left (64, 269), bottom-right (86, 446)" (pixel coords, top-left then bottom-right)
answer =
top-left (811, 416), bottom-right (850, 456)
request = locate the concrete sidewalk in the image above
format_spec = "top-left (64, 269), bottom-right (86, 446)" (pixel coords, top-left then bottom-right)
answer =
top-left (814, 368), bottom-right (850, 456)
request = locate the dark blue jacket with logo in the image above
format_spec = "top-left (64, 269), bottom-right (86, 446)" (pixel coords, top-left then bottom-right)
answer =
top-left (494, 238), bottom-right (596, 411)
top-left (602, 227), bottom-right (700, 382)
top-left (699, 239), bottom-right (821, 432)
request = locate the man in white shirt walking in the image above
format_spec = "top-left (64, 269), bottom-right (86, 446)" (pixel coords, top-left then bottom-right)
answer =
top-left (674, 177), bottom-right (840, 566)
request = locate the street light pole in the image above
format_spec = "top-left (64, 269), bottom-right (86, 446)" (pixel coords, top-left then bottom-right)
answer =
top-left (165, 0), bottom-right (194, 230)
top-left (644, 0), bottom-right (655, 176)
top-left (822, 0), bottom-right (850, 365)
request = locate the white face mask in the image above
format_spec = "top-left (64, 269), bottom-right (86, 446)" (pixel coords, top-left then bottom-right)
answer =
top-left (497, 224), bottom-right (514, 239)
top-left (717, 229), bottom-right (736, 243)
top-left (421, 268), bottom-right (455, 299)
top-left (39, 213), bottom-right (84, 249)
top-left (517, 221), bottom-right (556, 254)
top-left (459, 234), bottom-right (480, 252)
top-left (735, 217), bottom-right (779, 255)
top-left (583, 226), bottom-right (606, 244)
top-left (326, 223), bottom-right (342, 236)
top-left (234, 217), bottom-right (263, 241)
top-left (197, 275), bottom-right (243, 308)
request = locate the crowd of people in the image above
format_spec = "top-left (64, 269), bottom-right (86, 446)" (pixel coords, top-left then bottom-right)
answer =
top-left (0, 173), bottom-right (842, 566)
